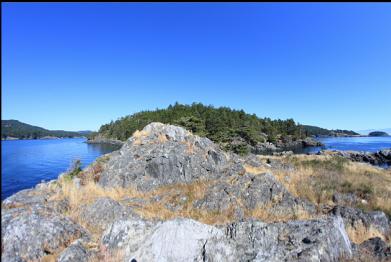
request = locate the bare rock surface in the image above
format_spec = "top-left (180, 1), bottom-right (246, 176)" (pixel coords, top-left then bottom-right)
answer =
top-left (330, 206), bottom-right (391, 237)
top-left (57, 241), bottom-right (90, 262)
top-left (79, 197), bottom-right (140, 231)
top-left (99, 122), bottom-right (244, 191)
top-left (356, 237), bottom-right (391, 261)
top-left (2, 205), bottom-right (88, 261)
top-left (101, 217), bottom-right (353, 262)
top-left (194, 172), bottom-right (315, 220)
top-left (319, 149), bottom-right (391, 166)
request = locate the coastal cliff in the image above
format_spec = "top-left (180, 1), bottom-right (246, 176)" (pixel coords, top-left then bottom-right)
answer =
top-left (2, 123), bottom-right (390, 261)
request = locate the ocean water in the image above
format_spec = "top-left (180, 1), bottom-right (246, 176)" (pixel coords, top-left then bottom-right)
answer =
top-left (2, 136), bottom-right (391, 200)
top-left (302, 136), bottom-right (391, 154)
top-left (1, 138), bottom-right (120, 200)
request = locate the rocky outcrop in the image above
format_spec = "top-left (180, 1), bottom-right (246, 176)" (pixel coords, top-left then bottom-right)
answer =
top-left (2, 204), bottom-right (88, 261)
top-left (99, 122), bottom-right (244, 191)
top-left (79, 197), bottom-right (140, 231)
top-left (319, 149), bottom-right (391, 166)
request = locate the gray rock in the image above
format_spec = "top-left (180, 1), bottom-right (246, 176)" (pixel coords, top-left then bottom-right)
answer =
top-left (2, 206), bottom-right (87, 261)
top-left (319, 149), bottom-right (391, 166)
top-left (332, 192), bottom-right (359, 206)
top-left (57, 242), bottom-right (90, 262)
top-left (128, 218), bottom-right (224, 262)
top-left (379, 149), bottom-right (391, 160)
top-left (194, 173), bottom-right (315, 221)
top-left (80, 197), bottom-right (140, 231)
top-left (99, 122), bottom-right (244, 191)
top-left (221, 216), bottom-right (352, 262)
top-left (330, 206), bottom-right (390, 237)
top-left (102, 219), bottom-right (156, 251)
top-left (252, 142), bottom-right (278, 154)
top-left (101, 217), bottom-right (352, 262)
top-left (356, 237), bottom-right (391, 260)
top-left (2, 188), bottom-right (48, 208)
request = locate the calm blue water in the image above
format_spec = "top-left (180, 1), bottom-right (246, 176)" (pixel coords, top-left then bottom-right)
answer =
top-left (1, 138), bottom-right (120, 200)
top-left (302, 136), bottom-right (391, 154)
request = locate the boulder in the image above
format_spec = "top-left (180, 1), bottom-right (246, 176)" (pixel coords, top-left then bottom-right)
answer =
top-left (79, 197), bottom-right (140, 231)
top-left (57, 242), bottom-right (90, 262)
top-left (330, 206), bottom-right (390, 237)
top-left (356, 237), bottom-right (391, 260)
top-left (1, 205), bottom-right (88, 261)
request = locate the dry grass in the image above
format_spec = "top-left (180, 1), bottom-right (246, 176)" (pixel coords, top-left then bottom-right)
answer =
top-left (46, 153), bottom-right (391, 255)
top-left (260, 155), bottom-right (391, 216)
top-left (40, 254), bottom-right (57, 262)
top-left (132, 130), bottom-right (150, 145)
top-left (132, 178), bottom-right (315, 225)
top-left (345, 222), bottom-right (386, 244)
top-left (157, 133), bottom-right (168, 143)
top-left (49, 177), bottom-right (144, 241)
top-left (247, 203), bottom-right (314, 223)
top-left (132, 180), bottom-right (233, 224)
top-left (52, 179), bottom-right (142, 210)
top-left (255, 154), bottom-right (391, 243)
top-left (244, 164), bottom-right (270, 175)
top-left (88, 245), bottom-right (125, 262)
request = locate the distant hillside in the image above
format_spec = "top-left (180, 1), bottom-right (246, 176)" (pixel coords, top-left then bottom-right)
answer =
top-left (1, 120), bottom-right (83, 139)
top-left (77, 130), bottom-right (94, 136)
top-left (301, 125), bottom-right (359, 137)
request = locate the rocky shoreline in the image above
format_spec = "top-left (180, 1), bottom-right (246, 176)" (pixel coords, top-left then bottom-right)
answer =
top-left (318, 149), bottom-right (391, 166)
top-left (2, 123), bottom-right (390, 261)
top-left (86, 135), bottom-right (124, 146)
top-left (251, 137), bottom-right (323, 154)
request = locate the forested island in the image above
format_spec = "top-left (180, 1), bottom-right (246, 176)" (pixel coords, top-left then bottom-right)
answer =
top-left (1, 120), bottom-right (88, 140)
top-left (89, 103), bottom-right (358, 154)
top-left (369, 131), bottom-right (389, 137)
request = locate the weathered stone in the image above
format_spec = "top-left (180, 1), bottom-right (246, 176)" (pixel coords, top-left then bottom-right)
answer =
top-left (101, 217), bottom-right (352, 262)
top-left (2, 207), bottom-right (87, 261)
top-left (319, 149), bottom-right (391, 166)
top-left (99, 123), bottom-right (244, 191)
top-left (221, 216), bottom-right (352, 262)
top-left (128, 219), bottom-right (224, 261)
top-left (79, 197), bottom-right (140, 231)
top-left (2, 188), bottom-right (48, 209)
top-left (102, 219), bottom-right (156, 251)
top-left (57, 242), bottom-right (90, 262)
top-left (356, 237), bottom-right (391, 260)
top-left (330, 206), bottom-right (390, 237)
top-left (194, 173), bottom-right (315, 221)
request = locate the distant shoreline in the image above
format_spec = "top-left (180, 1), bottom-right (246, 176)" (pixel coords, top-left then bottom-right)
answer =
top-left (1, 136), bottom-right (86, 141)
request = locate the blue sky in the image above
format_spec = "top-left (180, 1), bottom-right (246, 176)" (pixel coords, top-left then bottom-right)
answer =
top-left (2, 3), bottom-right (391, 131)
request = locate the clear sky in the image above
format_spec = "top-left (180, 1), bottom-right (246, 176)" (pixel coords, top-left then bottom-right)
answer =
top-left (2, 3), bottom-right (391, 131)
